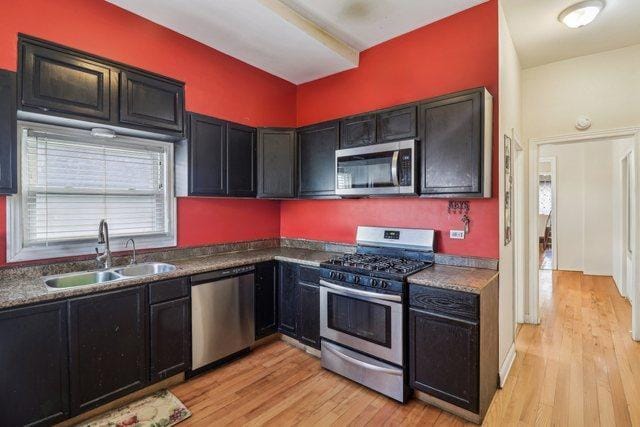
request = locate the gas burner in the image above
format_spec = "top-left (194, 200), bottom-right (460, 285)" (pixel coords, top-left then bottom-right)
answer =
top-left (324, 253), bottom-right (431, 280)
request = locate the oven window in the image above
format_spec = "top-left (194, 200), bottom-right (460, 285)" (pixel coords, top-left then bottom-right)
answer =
top-left (337, 151), bottom-right (395, 190)
top-left (327, 293), bottom-right (392, 348)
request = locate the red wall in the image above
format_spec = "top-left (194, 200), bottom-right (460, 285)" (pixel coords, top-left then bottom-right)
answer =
top-left (0, 0), bottom-right (294, 264)
top-left (282, 1), bottom-right (499, 258)
top-left (0, 0), bottom-right (499, 264)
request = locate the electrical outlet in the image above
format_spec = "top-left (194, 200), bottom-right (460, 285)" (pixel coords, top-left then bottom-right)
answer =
top-left (450, 230), bottom-right (465, 239)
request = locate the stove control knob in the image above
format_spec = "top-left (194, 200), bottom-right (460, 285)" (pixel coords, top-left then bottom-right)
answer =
top-left (329, 271), bottom-right (336, 279)
top-left (380, 281), bottom-right (389, 289)
top-left (353, 276), bottom-right (361, 284)
top-left (338, 273), bottom-right (345, 281)
top-left (371, 279), bottom-right (379, 287)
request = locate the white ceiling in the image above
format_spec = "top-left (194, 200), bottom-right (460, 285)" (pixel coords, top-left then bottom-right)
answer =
top-left (106, 0), bottom-right (487, 84)
top-left (502, 0), bottom-right (640, 69)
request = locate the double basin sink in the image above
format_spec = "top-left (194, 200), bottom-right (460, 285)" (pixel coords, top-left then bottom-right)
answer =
top-left (44, 262), bottom-right (177, 290)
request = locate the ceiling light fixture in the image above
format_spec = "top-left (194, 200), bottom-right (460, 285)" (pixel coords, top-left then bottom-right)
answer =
top-left (558, 0), bottom-right (605, 28)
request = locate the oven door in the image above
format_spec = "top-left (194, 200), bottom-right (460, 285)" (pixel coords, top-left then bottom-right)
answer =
top-left (335, 139), bottom-right (416, 196)
top-left (319, 279), bottom-right (403, 365)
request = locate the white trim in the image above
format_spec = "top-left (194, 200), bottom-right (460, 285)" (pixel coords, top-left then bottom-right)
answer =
top-left (514, 133), bottom-right (526, 324)
top-left (499, 342), bottom-right (516, 388)
top-left (6, 122), bottom-right (177, 263)
top-left (528, 126), bottom-right (640, 341)
top-left (538, 156), bottom-right (558, 270)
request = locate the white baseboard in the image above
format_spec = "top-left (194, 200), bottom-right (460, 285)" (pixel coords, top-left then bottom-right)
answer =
top-left (499, 343), bottom-right (516, 388)
top-left (523, 314), bottom-right (540, 324)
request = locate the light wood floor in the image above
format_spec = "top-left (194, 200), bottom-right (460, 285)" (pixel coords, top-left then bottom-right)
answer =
top-left (170, 271), bottom-right (640, 426)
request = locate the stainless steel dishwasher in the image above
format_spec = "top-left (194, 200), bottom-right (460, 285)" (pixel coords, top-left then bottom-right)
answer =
top-left (190, 265), bottom-right (255, 371)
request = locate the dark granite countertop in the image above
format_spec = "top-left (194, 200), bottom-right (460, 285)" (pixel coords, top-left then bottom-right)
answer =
top-left (407, 264), bottom-right (499, 294)
top-left (0, 248), bottom-right (338, 309)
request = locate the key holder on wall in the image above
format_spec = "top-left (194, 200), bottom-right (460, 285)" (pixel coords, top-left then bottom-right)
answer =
top-left (448, 200), bottom-right (471, 234)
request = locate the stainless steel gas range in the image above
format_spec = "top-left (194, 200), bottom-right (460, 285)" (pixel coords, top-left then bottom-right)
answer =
top-left (319, 226), bottom-right (435, 402)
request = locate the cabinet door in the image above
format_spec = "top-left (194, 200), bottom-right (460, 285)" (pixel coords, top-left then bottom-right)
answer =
top-left (255, 262), bottom-right (278, 339)
top-left (377, 105), bottom-right (417, 143)
top-left (227, 122), bottom-right (257, 197)
top-left (119, 70), bottom-right (184, 132)
top-left (150, 297), bottom-right (190, 382)
top-left (297, 121), bottom-right (339, 198)
top-left (69, 287), bottom-right (147, 415)
top-left (0, 70), bottom-right (17, 194)
top-left (19, 40), bottom-right (113, 121)
top-left (297, 282), bottom-right (320, 349)
top-left (409, 308), bottom-right (479, 413)
top-left (0, 301), bottom-right (69, 426)
top-left (340, 113), bottom-right (376, 148)
top-left (189, 113), bottom-right (227, 196)
top-left (419, 90), bottom-right (483, 196)
top-left (278, 262), bottom-right (298, 337)
top-left (257, 128), bottom-right (296, 198)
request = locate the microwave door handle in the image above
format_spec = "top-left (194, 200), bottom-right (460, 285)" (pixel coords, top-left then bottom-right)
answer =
top-left (391, 150), bottom-right (400, 186)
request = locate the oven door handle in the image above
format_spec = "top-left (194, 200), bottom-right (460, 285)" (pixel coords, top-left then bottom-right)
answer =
top-left (323, 341), bottom-right (402, 376)
top-left (319, 279), bottom-right (402, 302)
top-left (391, 150), bottom-right (400, 186)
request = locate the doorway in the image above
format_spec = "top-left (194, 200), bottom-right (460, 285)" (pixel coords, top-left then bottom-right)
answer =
top-left (621, 151), bottom-right (635, 303)
top-left (537, 157), bottom-right (556, 271)
top-left (527, 128), bottom-right (639, 341)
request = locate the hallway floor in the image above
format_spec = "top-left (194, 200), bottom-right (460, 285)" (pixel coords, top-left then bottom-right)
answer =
top-left (169, 271), bottom-right (640, 426)
top-left (483, 271), bottom-right (640, 426)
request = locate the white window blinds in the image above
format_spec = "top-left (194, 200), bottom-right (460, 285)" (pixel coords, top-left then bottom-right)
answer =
top-left (12, 124), bottom-right (175, 259)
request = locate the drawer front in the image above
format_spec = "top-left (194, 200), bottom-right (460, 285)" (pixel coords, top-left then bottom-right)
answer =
top-left (298, 265), bottom-right (319, 284)
top-left (149, 277), bottom-right (189, 304)
top-left (409, 285), bottom-right (479, 320)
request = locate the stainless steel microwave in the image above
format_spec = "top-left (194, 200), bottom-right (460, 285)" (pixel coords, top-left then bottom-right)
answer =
top-left (335, 139), bottom-right (417, 197)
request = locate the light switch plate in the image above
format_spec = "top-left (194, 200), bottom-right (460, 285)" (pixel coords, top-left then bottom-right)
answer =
top-left (450, 230), bottom-right (465, 239)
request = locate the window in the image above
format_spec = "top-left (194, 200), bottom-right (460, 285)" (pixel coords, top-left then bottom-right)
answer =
top-left (7, 123), bottom-right (176, 262)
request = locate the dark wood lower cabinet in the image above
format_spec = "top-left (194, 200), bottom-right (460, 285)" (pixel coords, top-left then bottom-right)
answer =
top-left (68, 287), bottom-right (148, 415)
top-left (150, 297), bottom-right (190, 382)
top-left (409, 307), bottom-right (479, 412)
top-left (278, 262), bottom-right (298, 337)
top-left (255, 262), bottom-right (278, 339)
top-left (297, 281), bottom-right (320, 349)
top-left (0, 301), bottom-right (69, 426)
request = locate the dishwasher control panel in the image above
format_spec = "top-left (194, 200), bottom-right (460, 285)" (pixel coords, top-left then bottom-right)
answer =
top-left (191, 264), bottom-right (255, 284)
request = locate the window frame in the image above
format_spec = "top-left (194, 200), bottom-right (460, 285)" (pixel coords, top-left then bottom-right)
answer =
top-left (7, 121), bottom-right (177, 263)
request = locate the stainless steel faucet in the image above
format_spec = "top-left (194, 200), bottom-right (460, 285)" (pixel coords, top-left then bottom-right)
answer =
top-left (125, 238), bottom-right (137, 265)
top-left (95, 219), bottom-right (113, 269)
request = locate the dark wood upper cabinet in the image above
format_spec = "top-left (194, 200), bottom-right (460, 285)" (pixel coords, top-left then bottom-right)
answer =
top-left (19, 39), bottom-right (114, 121)
top-left (340, 113), bottom-right (376, 148)
top-left (278, 262), bottom-right (298, 337)
top-left (0, 70), bottom-right (17, 194)
top-left (119, 70), bottom-right (184, 132)
top-left (227, 122), bottom-right (257, 197)
top-left (150, 296), bottom-right (190, 382)
top-left (419, 88), bottom-right (492, 198)
top-left (255, 261), bottom-right (278, 340)
top-left (377, 105), bottom-right (417, 143)
top-left (257, 128), bottom-right (297, 198)
top-left (188, 113), bottom-right (227, 196)
top-left (409, 307), bottom-right (479, 412)
top-left (0, 301), bottom-right (69, 426)
top-left (68, 287), bottom-right (147, 415)
top-left (18, 35), bottom-right (185, 136)
top-left (297, 121), bottom-right (339, 198)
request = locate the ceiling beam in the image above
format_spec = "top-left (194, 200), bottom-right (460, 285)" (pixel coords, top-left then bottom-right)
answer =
top-left (257, 0), bottom-right (359, 67)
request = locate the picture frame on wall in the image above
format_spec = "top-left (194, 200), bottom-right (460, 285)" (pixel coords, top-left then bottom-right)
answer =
top-left (504, 135), bottom-right (513, 246)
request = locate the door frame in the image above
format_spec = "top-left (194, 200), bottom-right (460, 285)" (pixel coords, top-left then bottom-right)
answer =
top-left (528, 126), bottom-right (640, 340)
top-left (538, 156), bottom-right (558, 270)
top-left (513, 132), bottom-right (526, 325)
